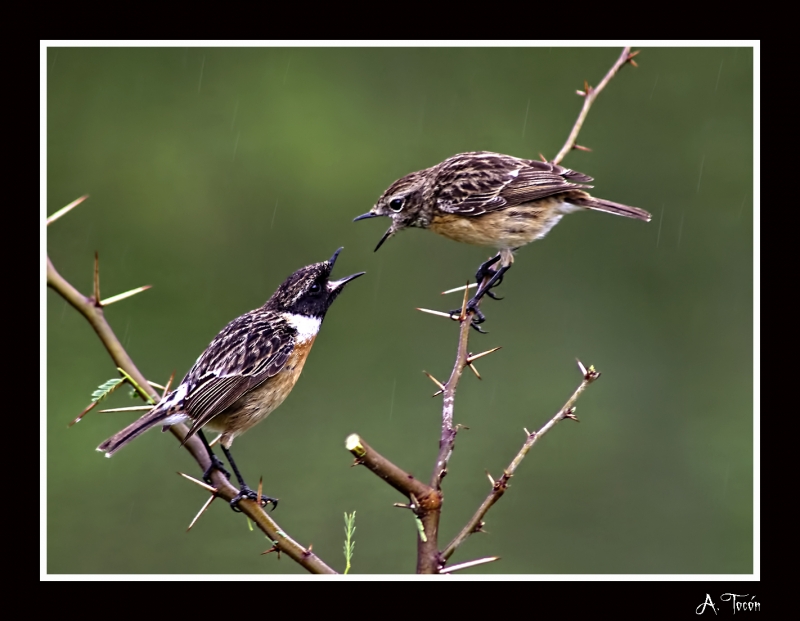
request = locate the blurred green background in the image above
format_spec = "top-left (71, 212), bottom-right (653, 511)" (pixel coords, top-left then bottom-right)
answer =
top-left (46, 46), bottom-right (754, 575)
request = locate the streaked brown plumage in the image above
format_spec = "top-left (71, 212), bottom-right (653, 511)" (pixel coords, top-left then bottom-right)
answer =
top-left (355, 151), bottom-right (651, 266)
top-left (97, 248), bottom-right (364, 509)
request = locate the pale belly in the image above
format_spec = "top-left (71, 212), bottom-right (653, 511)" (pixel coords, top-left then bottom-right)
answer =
top-left (429, 199), bottom-right (572, 251)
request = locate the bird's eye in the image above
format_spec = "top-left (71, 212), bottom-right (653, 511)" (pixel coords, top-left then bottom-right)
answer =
top-left (389, 197), bottom-right (404, 212)
top-left (309, 283), bottom-right (322, 294)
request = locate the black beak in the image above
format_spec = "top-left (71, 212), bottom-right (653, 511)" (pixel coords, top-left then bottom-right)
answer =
top-left (328, 271), bottom-right (366, 290)
top-left (328, 247), bottom-right (344, 266)
top-left (374, 227), bottom-right (393, 252)
top-left (353, 212), bottom-right (380, 222)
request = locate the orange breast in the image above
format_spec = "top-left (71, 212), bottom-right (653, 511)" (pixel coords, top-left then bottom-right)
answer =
top-left (205, 337), bottom-right (316, 447)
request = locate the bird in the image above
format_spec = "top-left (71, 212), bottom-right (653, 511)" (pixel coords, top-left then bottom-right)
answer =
top-left (354, 151), bottom-right (651, 325)
top-left (97, 248), bottom-right (364, 511)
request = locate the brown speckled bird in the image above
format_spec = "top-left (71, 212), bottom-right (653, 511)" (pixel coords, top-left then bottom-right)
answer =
top-left (354, 151), bottom-right (650, 324)
top-left (97, 249), bottom-right (364, 510)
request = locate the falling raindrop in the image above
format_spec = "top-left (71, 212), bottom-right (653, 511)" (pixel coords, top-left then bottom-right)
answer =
top-left (521, 99), bottom-right (530, 138)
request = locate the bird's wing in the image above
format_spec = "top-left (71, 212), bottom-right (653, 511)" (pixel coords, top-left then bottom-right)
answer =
top-left (435, 156), bottom-right (594, 216)
top-left (179, 311), bottom-right (295, 440)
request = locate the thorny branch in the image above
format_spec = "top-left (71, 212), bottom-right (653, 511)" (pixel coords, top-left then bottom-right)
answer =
top-left (552, 47), bottom-right (639, 165)
top-left (344, 47), bottom-right (633, 574)
top-left (47, 213), bottom-right (336, 574)
top-left (345, 434), bottom-right (439, 511)
top-left (442, 363), bottom-right (601, 562)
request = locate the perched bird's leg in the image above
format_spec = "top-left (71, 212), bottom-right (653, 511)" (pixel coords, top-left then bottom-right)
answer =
top-left (197, 429), bottom-right (231, 484)
top-left (470, 263), bottom-right (511, 307)
top-left (449, 261), bottom-right (511, 332)
top-left (475, 254), bottom-right (503, 300)
top-left (221, 444), bottom-right (279, 512)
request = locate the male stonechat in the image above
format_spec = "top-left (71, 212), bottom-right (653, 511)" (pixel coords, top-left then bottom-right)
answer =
top-left (97, 248), bottom-right (364, 510)
top-left (354, 151), bottom-right (650, 324)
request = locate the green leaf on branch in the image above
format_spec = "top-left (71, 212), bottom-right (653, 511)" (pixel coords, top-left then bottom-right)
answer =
top-left (91, 378), bottom-right (124, 403)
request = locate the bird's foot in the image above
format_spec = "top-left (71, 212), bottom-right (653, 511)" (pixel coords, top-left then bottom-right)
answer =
top-left (202, 454), bottom-right (231, 484)
top-left (230, 485), bottom-right (279, 513)
top-left (449, 300), bottom-right (489, 334)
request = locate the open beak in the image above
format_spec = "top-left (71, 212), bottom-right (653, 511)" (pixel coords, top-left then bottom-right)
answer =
top-left (352, 211), bottom-right (393, 252)
top-left (373, 227), bottom-right (394, 252)
top-left (328, 271), bottom-right (366, 291)
top-left (353, 211), bottom-right (380, 222)
top-left (328, 247), bottom-right (344, 266)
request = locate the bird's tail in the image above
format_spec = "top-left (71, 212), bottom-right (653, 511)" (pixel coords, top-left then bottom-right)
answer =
top-left (571, 196), bottom-right (652, 222)
top-left (96, 402), bottom-right (173, 457)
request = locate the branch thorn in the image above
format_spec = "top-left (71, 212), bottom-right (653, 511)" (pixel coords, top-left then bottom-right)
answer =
top-left (441, 282), bottom-right (478, 295)
top-left (424, 370), bottom-right (446, 397)
top-left (93, 252), bottom-right (101, 306)
top-left (69, 401), bottom-right (99, 426)
top-left (563, 406), bottom-right (579, 422)
top-left (98, 405), bottom-right (155, 413)
top-left (186, 493), bottom-right (217, 532)
top-left (466, 347), bottom-right (502, 364)
top-left (439, 556), bottom-right (500, 574)
top-left (177, 471), bottom-right (218, 494)
top-left (416, 307), bottom-right (458, 320)
top-left (459, 281), bottom-right (470, 322)
top-left (162, 371), bottom-right (176, 400)
top-left (100, 285), bottom-right (152, 307)
top-left (47, 194), bottom-right (89, 226)
top-left (261, 542), bottom-right (282, 559)
top-left (466, 361), bottom-right (482, 380)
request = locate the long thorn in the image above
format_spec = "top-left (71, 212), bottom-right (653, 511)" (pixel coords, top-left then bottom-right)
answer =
top-left (69, 401), bottom-right (99, 426)
top-left (187, 494), bottom-right (217, 532)
top-left (93, 252), bottom-right (101, 306)
top-left (466, 347), bottom-right (502, 364)
top-left (98, 405), bottom-right (155, 413)
top-left (261, 544), bottom-right (281, 559)
top-left (440, 556), bottom-right (501, 574)
top-left (100, 285), bottom-right (152, 306)
top-left (257, 476), bottom-right (264, 508)
top-left (162, 370), bottom-right (176, 399)
top-left (178, 471), bottom-right (218, 494)
top-left (47, 195), bottom-right (89, 226)
top-left (459, 281), bottom-right (470, 321)
top-left (423, 371), bottom-right (445, 391)
top-left (467, 362), bottom-right (482, 380)
top-left (441, 282), bottom-right (478, 295)
top-left (209, 434), bottom-right (222, 448)
top-left (417, 307), bottom-right (458, 320)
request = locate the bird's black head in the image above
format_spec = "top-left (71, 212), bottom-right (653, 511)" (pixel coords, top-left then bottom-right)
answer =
top-left (264, 248), bottom-right (365, 318)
